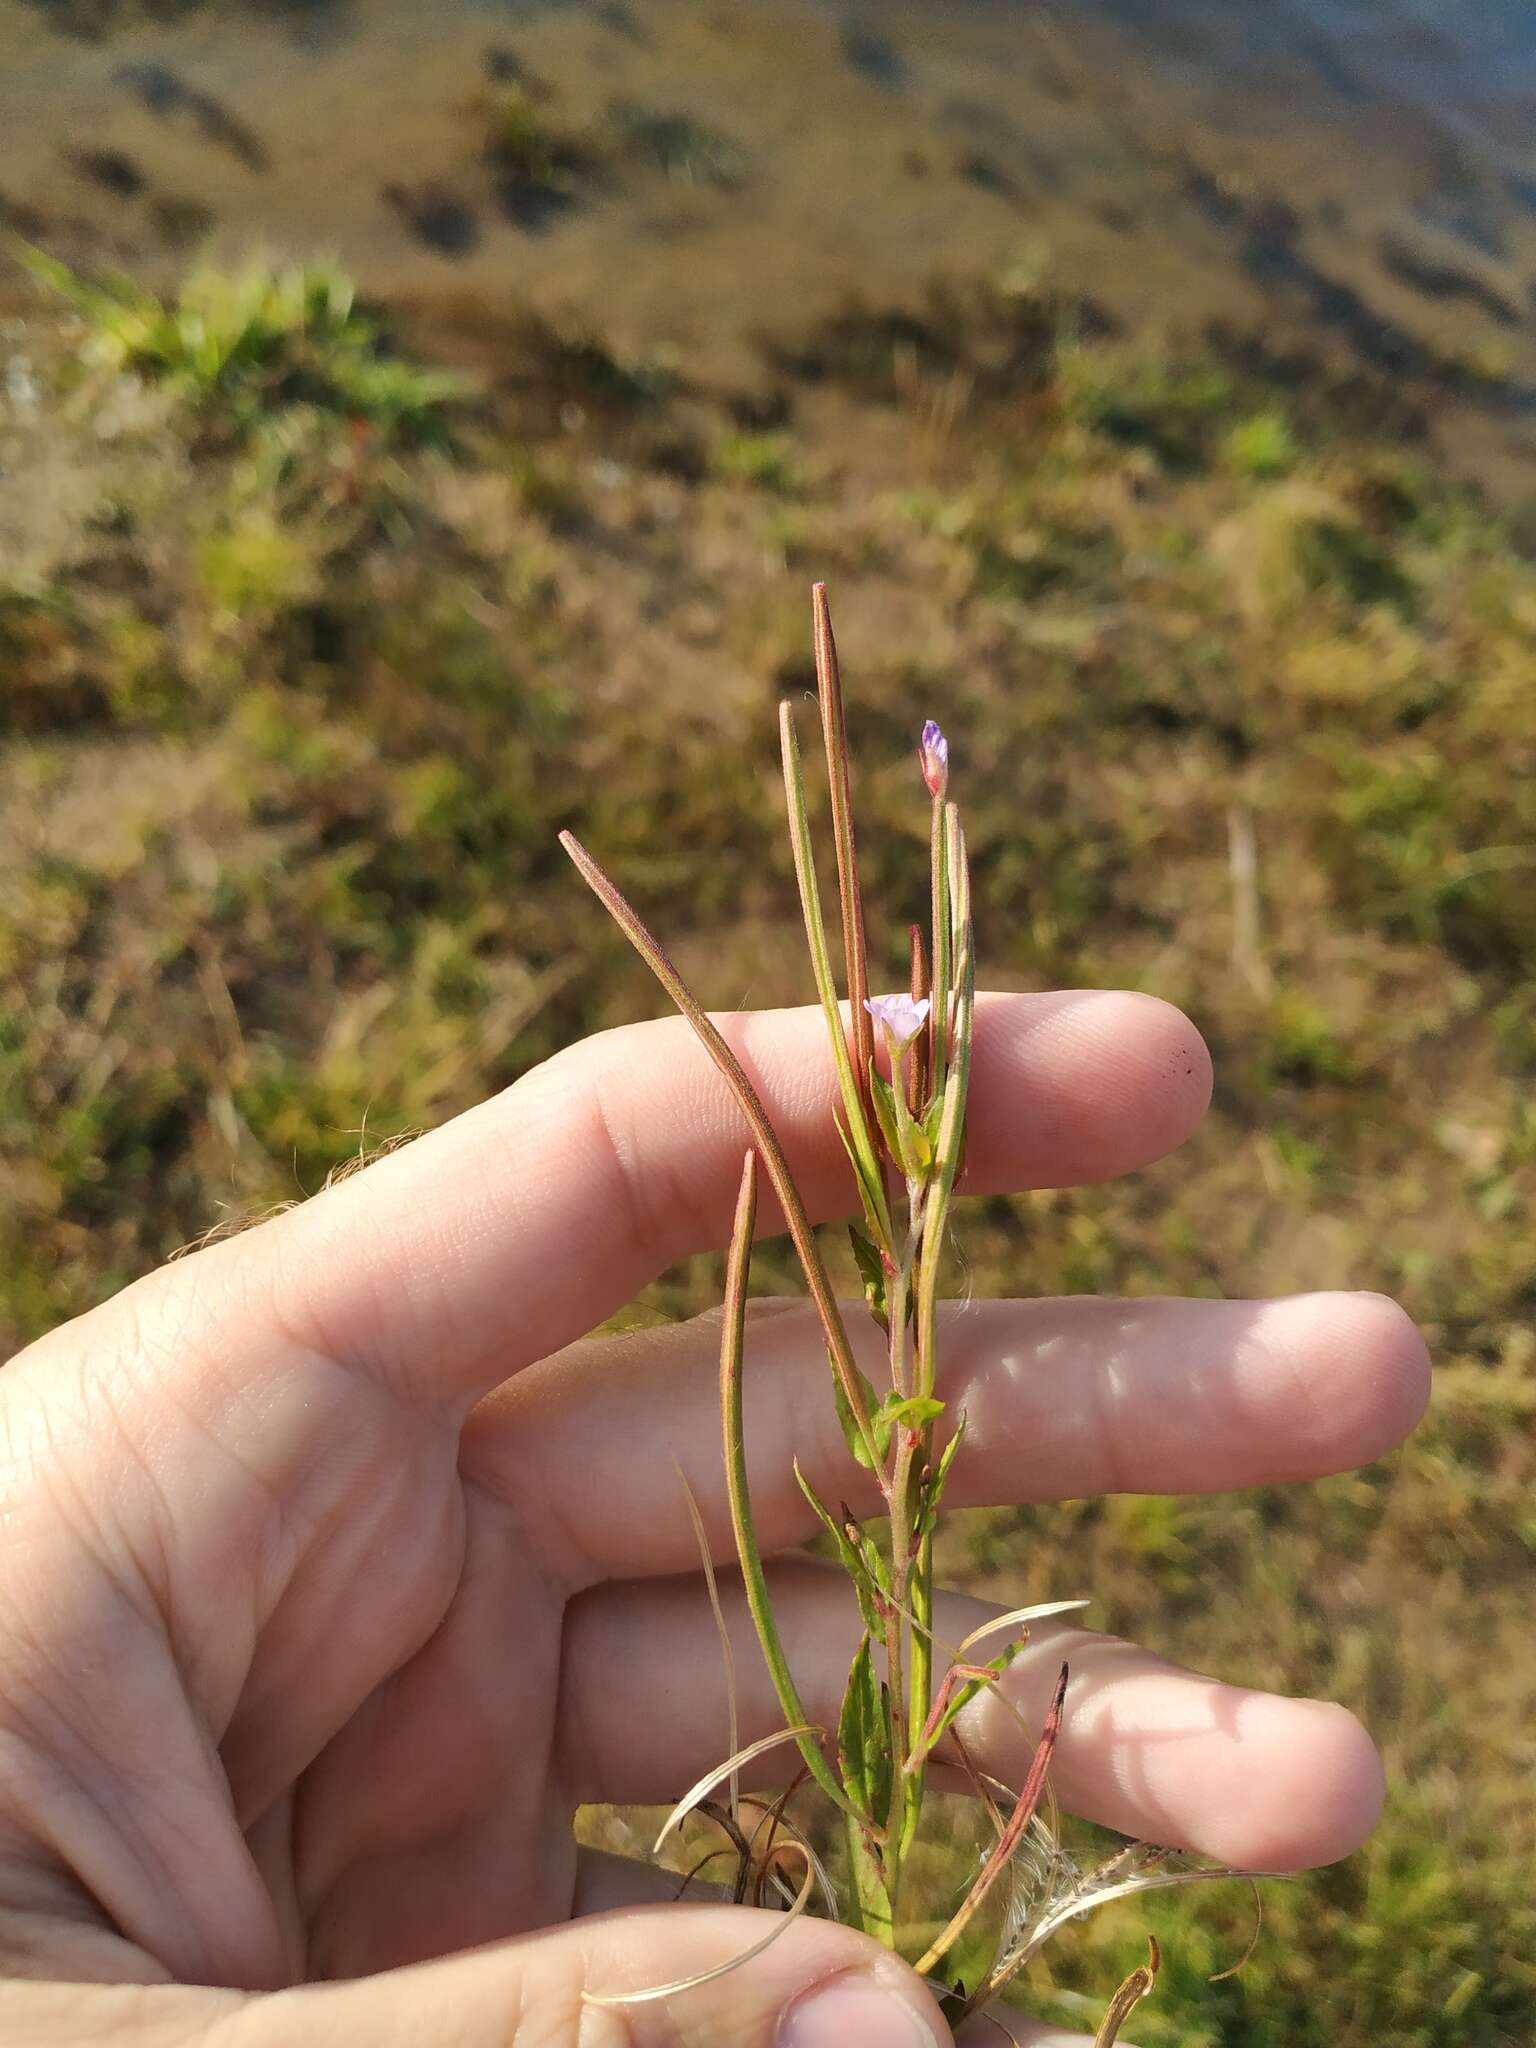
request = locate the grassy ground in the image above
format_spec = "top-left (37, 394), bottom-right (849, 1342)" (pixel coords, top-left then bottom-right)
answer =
top-left (0, 250), bottom-right (1532, 2045)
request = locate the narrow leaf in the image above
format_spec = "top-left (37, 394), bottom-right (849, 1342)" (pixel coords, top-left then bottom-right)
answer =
top-left (779, 700), bottom-right (890, 1244)
top-left (794, 1458), bottom-right (884, 1635)
top-left (845, 1509), bottom-right (893, 1600)
top-left (561, 831), bottom-right (884, 1474)
top-left (834, 1361), bottom-right (889, 1472)
top-left (867, 1061), bottom-right (904, 1168)
top-left (837, 1634), bottom-right (893, 1828)
top-left (879, 1393), bottom-right (946, 1435)
top-left (834, 1110), bottom-right (893, 1259)
top-left (812, 583), bottom-right (875, 1103)
top-left (848, 1224), bottom-right (889, 1331)
top-left (923, 1413), bottom-right (968, 1517)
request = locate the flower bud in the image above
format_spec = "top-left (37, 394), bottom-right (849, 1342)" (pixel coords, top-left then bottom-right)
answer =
top-left (919, 719), bottom-right (949, 798)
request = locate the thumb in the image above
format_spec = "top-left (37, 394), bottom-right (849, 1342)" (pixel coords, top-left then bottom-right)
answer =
top-left (0, 1905), bottom-right (952, 2048)
top-left (253, 1905), bottom-right (952, 2048)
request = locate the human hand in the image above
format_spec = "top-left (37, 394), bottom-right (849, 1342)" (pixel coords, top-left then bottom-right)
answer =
top-left (0, 990), bottom-right (1427, 2046)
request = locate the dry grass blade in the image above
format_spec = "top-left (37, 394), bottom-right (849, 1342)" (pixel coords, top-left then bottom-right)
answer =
top-left (1209, 1879), bottom-right (1264, 1982)
top-left (956, 1601), bottom-right (1091, 1656)
top-left (744, 1793), bottom-right (839, 1918)
top-left (652, 1725), bottom-right (825, 1854)
top-left (674, 1846), bottom-right (736, 1900)
top-left (1094, 1936), bottom-right (1160, 2047)
top-left (583, 1845), bottom-right (816, 2009)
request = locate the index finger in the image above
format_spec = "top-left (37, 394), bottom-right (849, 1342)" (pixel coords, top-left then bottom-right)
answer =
top-left (84, 989), bottom-right (1211, 1408)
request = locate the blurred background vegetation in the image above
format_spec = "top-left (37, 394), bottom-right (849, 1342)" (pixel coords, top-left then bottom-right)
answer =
top-left (1, 3), bottom-right (1533, 2044)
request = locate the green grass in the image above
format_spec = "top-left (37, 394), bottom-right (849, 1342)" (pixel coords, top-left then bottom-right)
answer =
top-left (16, 244), bottom-right (461, 448)
top-left (2, 252), bottom-right (1533, 2047)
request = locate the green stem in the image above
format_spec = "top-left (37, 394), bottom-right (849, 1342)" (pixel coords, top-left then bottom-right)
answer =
top-left (900, 1519), bottom-right (935, 1864)
top-left (914, 810), bottom-right (974, 1405)
top-left (880, 1197), bottom-right (928, 1907)
top-left (720, 1151), bottom-right (860, 1822)
top-left (901, 813), bottom-right (970, 1863)
top-left (928, 791), bottom-right (950, 1092)
top-left (561, 830), bottom-right (885, 1475)
top-left (883, 1427), bottom-right (915, 1888)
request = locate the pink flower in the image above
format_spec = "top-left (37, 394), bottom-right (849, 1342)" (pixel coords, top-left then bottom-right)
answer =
top-left (919, 720), bottom-right (949, 798)
top-left (864, 993), bottom-right (932, 1056)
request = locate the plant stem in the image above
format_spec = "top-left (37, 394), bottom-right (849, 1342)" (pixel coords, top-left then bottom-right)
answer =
top-left (915, 809), bottom-right (973, 1405)
top-left (929, 789), bottom-right (950, 1086)
top-left (720, 1151), bottom-right (860, 1822)
top-left (901, 808), bottom-right (971, 1860)
top-left (901, 1518), bottom-right (935, 1861)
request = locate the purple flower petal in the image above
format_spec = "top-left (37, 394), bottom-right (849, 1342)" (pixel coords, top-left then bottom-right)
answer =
top-left (919, 720), bottom-right (949, 798)
top-left (864, 993), bottom-right (932, 1054)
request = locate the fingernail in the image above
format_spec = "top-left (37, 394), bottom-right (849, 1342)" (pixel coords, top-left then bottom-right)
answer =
top-left (778, 1968), bottom-right (941, 2048)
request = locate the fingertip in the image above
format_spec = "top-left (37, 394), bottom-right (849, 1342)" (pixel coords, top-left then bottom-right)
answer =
top-left (778, 1960), bottom-right (953, 2047)
top-left (1206, 1694), bottom-right (1386, 1872)
top-left (1341, 1291), bottom-right (1433, 1447)
top-left (1244, 1290), bottom-right (1431, 1476)
top-left (970, 991), bottom-right (1212, 1190)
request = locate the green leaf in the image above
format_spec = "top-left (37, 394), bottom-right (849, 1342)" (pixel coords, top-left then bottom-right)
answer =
top-left (871, 1056), bottom-right (935, 1182)
top-left (867, 1063), bottom-right (903, 1166)
top-left (905, 1117), bottom-right (933, 1175)
top-left (848, 1512), bottom-right (893, 1601)
top-left (834, 1111), bottom-right (892, 1259)
top-left (795, 1460), bottom-right (884, 1635)
top-left (878, 1393), bottom-right (945, 1437)
top-left (833, 1360), bottom-right (890, 1470)
top-left (922, 1093), bottom-right (946, 1149)
top-left (837, 1633), bottom-right (893, 1827)
top-left (848, 1224), bottom-right (889, 1331)
top-left (923, 1412), bottom-right (967, 1518)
